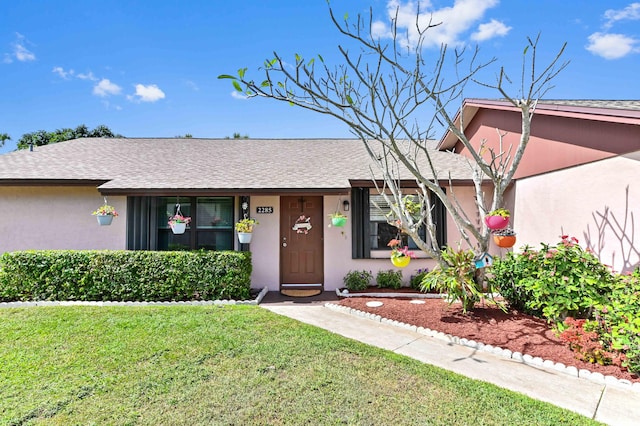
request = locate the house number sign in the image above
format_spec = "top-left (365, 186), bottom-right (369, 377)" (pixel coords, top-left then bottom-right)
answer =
top-left (256, 206), bottom-right (274, 214)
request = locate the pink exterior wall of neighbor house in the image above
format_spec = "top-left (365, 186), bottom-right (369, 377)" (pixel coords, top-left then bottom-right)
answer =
top-left (458, 109), bottom-right (638, 179)
top-left (0, 187), bottom-right (127, 252)
top-left (513, 155), bottom-right (640, 273)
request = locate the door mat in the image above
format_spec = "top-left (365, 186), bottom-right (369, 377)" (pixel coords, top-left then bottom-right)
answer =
top-left (281, 289), bottom-right (322, 298)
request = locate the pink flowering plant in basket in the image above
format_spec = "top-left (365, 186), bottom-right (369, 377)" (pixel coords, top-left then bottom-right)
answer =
top-left (168, 214), bottom-right (191, 226)
top-left (387, 238), bottom-right (416, 260)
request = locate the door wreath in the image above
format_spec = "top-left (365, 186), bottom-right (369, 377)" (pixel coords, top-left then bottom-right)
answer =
top-left (292, 215), bottom-right (312, 234)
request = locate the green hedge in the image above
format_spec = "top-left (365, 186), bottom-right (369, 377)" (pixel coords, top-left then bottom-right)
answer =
top-left (0, 250), bottom-right (252, 302)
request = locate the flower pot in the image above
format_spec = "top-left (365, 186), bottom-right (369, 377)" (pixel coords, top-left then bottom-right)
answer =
top-left (96, 214), bottom-right (114, 226)
top-left (331, 216), bottom-right (347, 227)
top-left (170, 222), bottom-right (187, 234)
top-left (238, 232), bottom-right (253, 244)
top-left (485, 215), bottom-right (509, 230)
top-left (391, 256), bottom-right (411, 268)
top-left (493, 235), bottom-right (516, 248)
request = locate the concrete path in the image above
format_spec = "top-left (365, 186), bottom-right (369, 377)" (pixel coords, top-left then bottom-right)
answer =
top-left (261, 301), bottom-right (640, 426)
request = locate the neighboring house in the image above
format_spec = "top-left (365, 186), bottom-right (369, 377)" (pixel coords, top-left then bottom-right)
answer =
top-left (0, 138), bottom-right (476, 292)
top-left (439, 99), bottom-right (640, 273)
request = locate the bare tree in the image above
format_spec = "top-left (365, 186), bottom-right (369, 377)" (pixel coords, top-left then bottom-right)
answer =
top-left (219, 5), bottom-right (567, 265)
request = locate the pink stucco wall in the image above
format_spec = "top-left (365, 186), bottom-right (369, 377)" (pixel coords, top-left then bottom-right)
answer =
top-left (513, 155), bottom-right (640, 273)
top-left (0, 186), bottom-right (127, 252)
top-left (248, 191), bottom-right (482, 292)
top-left (245, 195), bottom-right (281, 290)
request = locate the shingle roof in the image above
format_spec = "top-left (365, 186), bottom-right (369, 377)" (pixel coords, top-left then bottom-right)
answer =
top-left (536, 100), bottom-right (640, 110)
top-left (0, 138), bottom-right (474, 193)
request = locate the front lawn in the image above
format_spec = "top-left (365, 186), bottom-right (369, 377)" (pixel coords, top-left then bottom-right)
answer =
top-left (0, 305), bottom-right (598, 425)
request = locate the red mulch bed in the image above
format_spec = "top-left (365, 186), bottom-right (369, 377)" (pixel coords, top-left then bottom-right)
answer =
top-left (338, 289), bottom-right (639, 383)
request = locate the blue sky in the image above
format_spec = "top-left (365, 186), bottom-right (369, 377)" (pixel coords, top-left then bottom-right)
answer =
top-left (1, 0), bottom-right (639, 153)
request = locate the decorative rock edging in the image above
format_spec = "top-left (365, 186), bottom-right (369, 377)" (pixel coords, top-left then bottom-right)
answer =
top-left (324, 302), bottom-right (640, 393)
top-left (336, 288), bottom-right (446, 299)
top-left (0, 287), bottom-right (269, 309)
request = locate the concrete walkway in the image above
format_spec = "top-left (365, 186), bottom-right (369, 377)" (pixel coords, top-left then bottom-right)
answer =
top-left (261, 295), bottom-right (640, 426)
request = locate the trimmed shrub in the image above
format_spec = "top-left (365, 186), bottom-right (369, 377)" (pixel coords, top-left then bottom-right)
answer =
top-left (0, 250), bottom-right (252, 302)
top-left (343, 270), bottom-right (373, 291)
top-left (410, 268), bottom-right (429, 290)
top-left (489, 236), bottom-right (616, 323)
top-left (593, 269), bottom-right (640, 374)
top-left (376, 269), bottom-right (403, 290)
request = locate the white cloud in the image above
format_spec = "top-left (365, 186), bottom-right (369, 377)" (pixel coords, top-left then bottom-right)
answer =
top-left (6, 33), bottom-right (36, 62)
top-left (93, 78), bottom-right (122, 97)
top-left (231, 91), bottom-right (248, 100)
top-left (471, 18), bottom-right (511, 41)
top-left (52, 66), bottom-right (74, 79)
top-left (586, 4), bottom-right (640, 59)
top-left (586, 32), bottom-right (639, 59)
top-left (184, 79), bottom-right (199, 91)
top-left (603, 2), bottom-right (640, 29)
top-left (128, 84), bottom-right (165, 102)
top-left (372, 0), bottom-right (500, 49)
top-left (77, 71), bottom-right (98, 81)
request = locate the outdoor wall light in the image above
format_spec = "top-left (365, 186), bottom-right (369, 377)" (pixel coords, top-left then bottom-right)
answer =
top-left (343, 199), bottom-right (350, 211)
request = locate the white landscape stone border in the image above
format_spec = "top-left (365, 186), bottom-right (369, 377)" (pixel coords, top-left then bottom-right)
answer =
top-left (325, 302), bottom-right (640, 393)
top-left (0, 287), bottom-right (269, 309)
top-left (336, 288), bottom-right (446, 299)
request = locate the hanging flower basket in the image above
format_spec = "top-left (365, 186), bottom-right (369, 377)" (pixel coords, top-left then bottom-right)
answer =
top-left (237, 232), bottom-right (253, 244)
top-left (485, 208), bottom-right (510, 230)
top-left (493, 235), bottom-right (516, 248)
top-left (391, 256), bottom-right (411, 268)
top-left (170, 221), bottom-right (187, 234)
top-left (235, 218), bottom-right (258, 243)
top-left (485, 215), bottom-right (509, 230)
top-left (388, 238), bottom-right (415, 268)
top-left (331, 216), bottom-right (347, 227)
top-left (96, 214), bottom-right (114, 226)
top-left (492, 226), bottom-right (516, 248)
top-left (92, 203), bottom-right (118, 226)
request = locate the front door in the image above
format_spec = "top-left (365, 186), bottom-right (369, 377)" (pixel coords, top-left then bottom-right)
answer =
top-left (280, 196), bottom-right (324, 290)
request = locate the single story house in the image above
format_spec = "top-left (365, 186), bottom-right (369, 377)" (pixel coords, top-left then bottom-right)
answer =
top-left (0, 137), bottom-right (478, 293)
top-left (1, 99), bottom-right (637, 294)
top-left (440, 99), bottom-right (640, 273)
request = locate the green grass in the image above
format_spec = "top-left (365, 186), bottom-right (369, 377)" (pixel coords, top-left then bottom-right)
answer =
top-left (0, 305), bottom-right (599, 425)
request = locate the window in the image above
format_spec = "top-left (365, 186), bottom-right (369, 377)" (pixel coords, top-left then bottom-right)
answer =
top-left (156, 197), bottom-right (234, 251)
top-left (369, 194), bottom-right (425, 250)
top-left (351, 187), bottom-right (446, 258)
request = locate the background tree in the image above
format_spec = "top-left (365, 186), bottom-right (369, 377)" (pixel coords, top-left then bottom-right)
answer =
top-left (17, 124), bottom-right (123, 150)
top-left (224, 132), bottom-right (249, 139)
top-left (220, 6), bottom-right (566, 266)
top-left (0, 133), bottom-right (10, 147)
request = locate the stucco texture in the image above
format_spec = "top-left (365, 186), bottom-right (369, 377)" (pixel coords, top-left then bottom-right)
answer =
top-left (513, 155), bottom-right (640, 273)
top-left (0, 187), bottom-right (126, 252)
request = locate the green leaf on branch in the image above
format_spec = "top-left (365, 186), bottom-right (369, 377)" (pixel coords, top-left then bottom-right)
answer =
top-left (238, 68), bottom-right (247, 79)
top-left (232, 80), bottom-right (243, 92)
top-left (217, 74), bottom-right (236, 80)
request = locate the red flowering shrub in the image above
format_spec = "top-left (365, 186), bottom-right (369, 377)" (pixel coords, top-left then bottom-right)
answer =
top-left (559, 317), bottom-right (619, 366)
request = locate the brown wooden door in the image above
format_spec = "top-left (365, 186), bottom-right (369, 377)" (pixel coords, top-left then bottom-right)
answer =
top-left (280, 196), bottom-right (324, 289)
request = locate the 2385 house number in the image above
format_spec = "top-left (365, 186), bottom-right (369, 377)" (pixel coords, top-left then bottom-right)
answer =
top-left (256, 206), bottom-right (274, 214)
